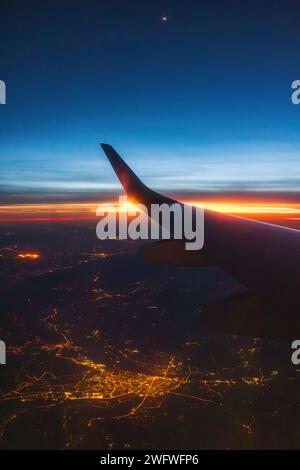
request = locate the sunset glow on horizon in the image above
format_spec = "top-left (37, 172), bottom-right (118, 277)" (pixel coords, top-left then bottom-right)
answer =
top-left (1, 199), bottom-right (300, 223)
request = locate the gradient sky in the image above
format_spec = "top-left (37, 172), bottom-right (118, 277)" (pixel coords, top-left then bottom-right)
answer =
top-left (1, 0), bottom-right (300, 199)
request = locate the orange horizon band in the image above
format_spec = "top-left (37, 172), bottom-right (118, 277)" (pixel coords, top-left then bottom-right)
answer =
top-left (0, 200), bottom-right (300, 220)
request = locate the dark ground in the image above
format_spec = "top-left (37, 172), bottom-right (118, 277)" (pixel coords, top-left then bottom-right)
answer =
top-left (0, 221), bottom-right (299, 449)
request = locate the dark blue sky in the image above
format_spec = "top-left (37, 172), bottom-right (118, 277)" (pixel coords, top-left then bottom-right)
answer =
top-left (1, 0), bottom-right (300, 197)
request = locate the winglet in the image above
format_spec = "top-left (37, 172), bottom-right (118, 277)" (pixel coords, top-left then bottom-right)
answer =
top-left (100, 143), bottom-right (176, 208)
top-left (100, 143), bottom-right (147, 197)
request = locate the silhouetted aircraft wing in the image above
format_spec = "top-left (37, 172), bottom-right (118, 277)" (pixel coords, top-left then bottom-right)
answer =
top-left (101, 143), bottom-right (300, 337)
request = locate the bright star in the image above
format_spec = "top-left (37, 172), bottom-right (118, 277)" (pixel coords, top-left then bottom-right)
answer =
top-left (161, 16), bottom-right (168, 22)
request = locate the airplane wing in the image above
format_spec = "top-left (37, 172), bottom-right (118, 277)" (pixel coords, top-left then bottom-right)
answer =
top-left (100, 143), bottom-right (300, 337)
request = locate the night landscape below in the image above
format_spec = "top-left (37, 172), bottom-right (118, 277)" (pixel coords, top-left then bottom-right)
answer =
top-left (1, 217), bottom-right (300, 450)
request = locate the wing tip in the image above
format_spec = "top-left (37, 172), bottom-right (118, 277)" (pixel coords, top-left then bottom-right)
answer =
top-left (100, 143), bottom-right (112, 151)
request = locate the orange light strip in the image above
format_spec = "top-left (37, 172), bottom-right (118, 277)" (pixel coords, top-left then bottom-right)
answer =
top-left (186, 201), bottom-right (300, 214)
top-left (0, 200), bottom-right (299, 220)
